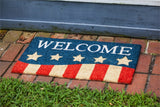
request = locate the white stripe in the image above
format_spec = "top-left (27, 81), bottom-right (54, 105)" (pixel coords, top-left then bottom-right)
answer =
top-left (76, 64), bottom-right (95, 79)
top-left (1, 19), bottom-right (160, 31)
top-left (49, 65), bottom-right (68, 77)
top-left (103, 65), bottom-right (122, 83)
top-left (23, 64), bottom-right (41, 74)
top-left (55, 0), bottom-right (160, 6)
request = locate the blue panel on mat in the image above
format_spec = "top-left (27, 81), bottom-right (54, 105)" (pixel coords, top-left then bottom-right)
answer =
top-left (19, 37), bottom-right (141, 69)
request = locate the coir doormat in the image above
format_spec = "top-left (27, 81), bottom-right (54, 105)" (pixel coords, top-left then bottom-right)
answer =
top-left (12, 37), bottom-right (141, 84)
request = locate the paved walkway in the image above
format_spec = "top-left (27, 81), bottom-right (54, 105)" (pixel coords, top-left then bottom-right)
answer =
top-left (0, 30), bottom-right (160, 97)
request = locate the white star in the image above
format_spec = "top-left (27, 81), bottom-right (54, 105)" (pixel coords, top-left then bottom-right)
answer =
top-left (117, 56), bottom-right (132, 66)
top-left (50, 54), bottom-right (63, 61)
top-left (94, 56), bottom-right (106, 63)
top-left (27, 52), bottom-right (42, 61)
top-left (73, 54), bottom-right (85, 62)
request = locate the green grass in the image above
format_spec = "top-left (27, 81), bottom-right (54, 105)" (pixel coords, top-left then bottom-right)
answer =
top-left (0, 78), bottom-right (159, 107)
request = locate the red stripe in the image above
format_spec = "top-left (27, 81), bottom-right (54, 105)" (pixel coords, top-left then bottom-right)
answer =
top-left (118, 67), bottom-right (135, 84)
top-left (36, 65), bottom-right (54, 76)
top-left (90, 64), bottom-right (109, 81)
top-left (11, 61), bottom-right (28, 73)
top-left (63, 64), bottom-right (82, 79)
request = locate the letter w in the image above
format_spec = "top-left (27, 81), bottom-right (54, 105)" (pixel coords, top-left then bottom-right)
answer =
top-left (38, 40), bottom-right (54, 49)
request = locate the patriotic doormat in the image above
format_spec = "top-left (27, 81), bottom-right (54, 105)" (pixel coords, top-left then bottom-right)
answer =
top-left (12, 37), bottom-right (141, 84)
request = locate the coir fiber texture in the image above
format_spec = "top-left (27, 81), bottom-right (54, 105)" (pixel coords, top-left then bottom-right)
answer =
top-left (12, 37), bottom-right (141, 84)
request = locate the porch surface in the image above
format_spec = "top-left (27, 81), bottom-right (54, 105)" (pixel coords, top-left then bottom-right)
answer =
top-left (0, 30), bottom-right (160, 97)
